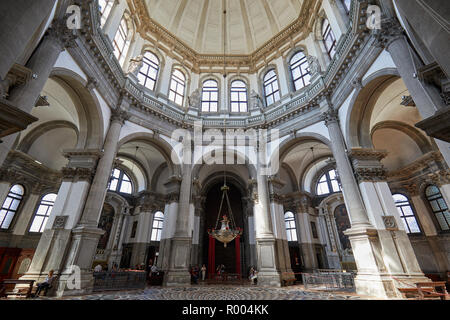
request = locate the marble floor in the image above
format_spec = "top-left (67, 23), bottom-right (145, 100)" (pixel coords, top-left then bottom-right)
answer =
top-left (33, 285), bottom-right (378, 300)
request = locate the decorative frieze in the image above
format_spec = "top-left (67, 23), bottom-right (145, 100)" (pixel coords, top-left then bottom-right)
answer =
top-left (61, 167), bottom-right (95, 182)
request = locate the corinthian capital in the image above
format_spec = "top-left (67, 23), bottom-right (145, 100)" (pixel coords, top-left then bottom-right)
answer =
top-left (320, 108), bottom-right (339, 127)
top-left (46, 18), bottom-right (78, 50)
top-left (373, 18), bottom-right (405, 49)
top-left (110, 108), bottom-right (130, 125)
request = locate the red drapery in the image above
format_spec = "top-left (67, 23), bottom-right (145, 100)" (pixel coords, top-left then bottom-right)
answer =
top-left (208, 235), bottom-right (215, 277)
top-left (235, 236), bottom-right (241, 275)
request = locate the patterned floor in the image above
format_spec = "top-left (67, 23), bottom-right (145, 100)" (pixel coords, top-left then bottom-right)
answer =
top-left (35, 285), bottom-right (373, 300)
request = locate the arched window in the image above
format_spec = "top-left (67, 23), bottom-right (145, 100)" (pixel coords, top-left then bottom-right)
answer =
top-left (99, 0), bottom-right (114, 27)
top-left (138, 52), bottom-right (159, 91)
top-left (393, 194), bottom-right (421, 234)
top-left (263, 69), bottom-right (280, 106)
top-left (316, 169), bottom-right (341, 195)
top-left (285, 211), bottom-right (298, 242)
top-left (151, 211), bottom-right (164, 241)
top-left (201, 80), bottom-right (219, 112)
top-left (0, 184), bottom-right (24, 230)
top-left (29, 193), bottom-right (57, 233)
top-left (230, 80), bottom-right (248, 112)
top-left (290, 51), bottom-right (311, 91)
top-left (322, 19), bottom-right (337, 59)
top-left (425, 185), bottom-right (450, 231)
top-left (343, 0), bottom-right (351, 13)
top-left (113, 16), bottom-right (131, 65)
top-left (169, 69), bottom-right (186, 106)
top-left (108, 168), bottom-right (133, 194)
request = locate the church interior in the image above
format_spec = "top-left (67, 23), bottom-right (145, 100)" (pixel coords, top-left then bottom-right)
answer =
top-left (0, 0), bottom-right (449, 301)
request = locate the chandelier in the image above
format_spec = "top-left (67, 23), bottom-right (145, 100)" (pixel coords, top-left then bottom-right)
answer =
top-left (208, 121), bottom-right (242, 247)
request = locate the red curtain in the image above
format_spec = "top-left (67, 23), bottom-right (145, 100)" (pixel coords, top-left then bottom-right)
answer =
top-left (235, 236), bottom-right (241, 276)
top-left (208, 235), bottom-right (215, 277)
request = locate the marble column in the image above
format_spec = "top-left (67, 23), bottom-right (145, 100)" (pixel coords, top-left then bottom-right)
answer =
top-left (252, 145), bottom-right (281, 287)
top-left (321, 101), bottom-right (428, 298)
top-left (268, 178), bottom-right (294, 281)
top-left (349, 148), bottom-right (428, 292)
top-left (291, 195), bottom-right (316, 271)
top-left (19, 149), bottom-right (101, 291)
top-left (164, 152), bottom-right (193, 286)
top-left (374, 17), bottom-right (450, 165)
top-left (54, 106), bottom-right (129, 296)
top-left (0, 0), bottom-right (56, 80)
top-left (0, 19), bottom-right (77, 167)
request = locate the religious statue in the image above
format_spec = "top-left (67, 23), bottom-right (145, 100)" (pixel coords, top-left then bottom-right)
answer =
top-left (127, 55), bottom-right (144, 76)
top-left (250, 89), bottom-right (262, 110)
top-left (306, 55), bottom-right (322, 76)
top-left (188, 88), bottom-right (201, 109)
top-left (220, 215), bottom-right (230, 231)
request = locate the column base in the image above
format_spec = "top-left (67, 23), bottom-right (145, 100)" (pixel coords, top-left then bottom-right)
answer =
top-left (163, 237), bottom-right (192, 287)
top-left (55, 270), bottom-right (95, 297)
top-left (255, 238), bottom-right (282, 287)
top-left (354, 272), bottom-right (431, 299)
top-left (163, 270), bottom-right (192, 287)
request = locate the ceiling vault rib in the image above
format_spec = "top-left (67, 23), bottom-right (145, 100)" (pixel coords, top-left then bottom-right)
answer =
top-left (261, 0), bottom-right (280, 35)
top-left (170, 0), bottom-right (188, 33)
top-left (239, 0), bottom-right (255, 53)
top-left (194, 0), bottom-right (210, 51)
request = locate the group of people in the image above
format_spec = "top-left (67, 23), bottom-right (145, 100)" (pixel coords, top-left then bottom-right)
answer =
top-left (190, 264), bottom-right (207, 284)
top-left (93, 262), bottom-right (119, 273)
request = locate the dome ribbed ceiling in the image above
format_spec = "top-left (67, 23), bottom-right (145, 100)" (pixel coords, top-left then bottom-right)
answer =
top-left (144, 0), bottom-right (304, 55)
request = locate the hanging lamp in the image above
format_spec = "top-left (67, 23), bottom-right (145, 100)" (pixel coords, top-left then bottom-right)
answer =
top-left (208, 121), bottom-right (242, 247)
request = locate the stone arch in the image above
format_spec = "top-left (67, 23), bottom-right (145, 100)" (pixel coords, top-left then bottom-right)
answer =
top-left (118, 132), bottom-right (180, 177)
top-left (116, 152), bottom-right (150, 191)
top-left (370, 120), bottom-right (433, 154)
top-left (49, 67), bottom-right (105, 149)
top-left (17, 120), bottom-right (79, 153)
top-left (345, 68), bottom-right (400, 149)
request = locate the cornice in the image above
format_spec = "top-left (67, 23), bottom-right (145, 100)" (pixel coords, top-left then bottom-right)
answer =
top-left (129, 0), bottom-right (320, 70)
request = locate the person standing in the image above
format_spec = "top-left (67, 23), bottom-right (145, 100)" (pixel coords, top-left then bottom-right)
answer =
top-left (201, 264), bottom-right (207, 281)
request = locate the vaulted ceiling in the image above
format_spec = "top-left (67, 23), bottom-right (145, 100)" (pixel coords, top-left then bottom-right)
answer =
top-left (143, 0), bottom-right (305, 55)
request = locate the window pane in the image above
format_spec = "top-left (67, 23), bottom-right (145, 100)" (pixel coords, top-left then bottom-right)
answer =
top-left (30, 216), bottom-right (44, 232)
top-left (406, 217), bottom-right (420, 233)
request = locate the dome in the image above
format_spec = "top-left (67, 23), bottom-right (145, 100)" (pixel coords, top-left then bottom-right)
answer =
top-left (140, 0), bottom-right (304, 55)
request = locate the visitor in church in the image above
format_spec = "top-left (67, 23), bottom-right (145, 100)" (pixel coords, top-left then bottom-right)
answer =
top-left (33, 270), bottom-right (56, 297)
top-left (201, 264), bottom-right (207, 281)
top-left (94, 264), bottom-right (103, 272)
top-left (249, 267), bottom-right (258, 285)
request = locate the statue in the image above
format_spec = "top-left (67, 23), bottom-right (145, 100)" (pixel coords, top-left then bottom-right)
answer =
top-left (306, 55), bottom-right (322, 76)
top-left (250, 89), bottom-right (262, 110)
top-left (188, 88), bottom-right (201, 109)
top-left (127, 55), bottom-right (144, 76)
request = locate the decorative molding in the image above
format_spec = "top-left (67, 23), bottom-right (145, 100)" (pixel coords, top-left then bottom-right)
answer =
top-left (53, 216), bottom-right (68, 229)
top-left (320, 108), bottom-right (339, 127)
top-left (373, 18), bottom-right (404, 49)
top-left (61, 167), bottom-right (95, 182)
top-left (382, 216), bottom-right (398, 231)
top-left (354, 167), bottom-right (387, 183)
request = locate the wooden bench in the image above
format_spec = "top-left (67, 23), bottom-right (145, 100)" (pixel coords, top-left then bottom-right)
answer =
top-left (398, 282), bottom-right (449, 300)
top-left (416, 282), bottom-right (449, 300)
top-left (282, 273), bottom-right (297, 286)
top-left (0, 279), bottom-right (35, 298)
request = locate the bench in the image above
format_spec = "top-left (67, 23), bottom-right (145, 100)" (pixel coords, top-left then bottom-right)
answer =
top-left (398, 282), bottom-right (449, 300)
top-left (416, 282), bottom-right (449, 300)
top-left (0, 279), bottom-right (35, 298)
top-left (282, 273), bottom-right (297, 286)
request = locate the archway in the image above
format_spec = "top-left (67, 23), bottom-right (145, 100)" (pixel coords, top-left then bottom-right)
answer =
top-left (201, 178), bottom-right (246, 277)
